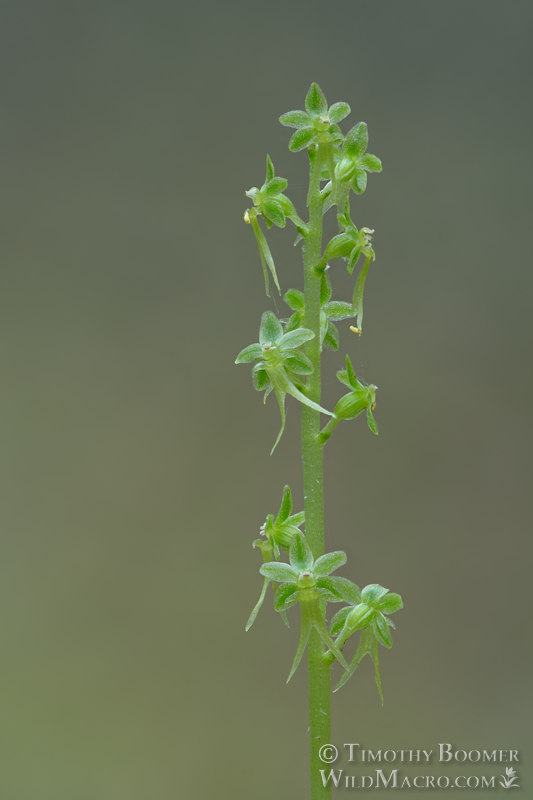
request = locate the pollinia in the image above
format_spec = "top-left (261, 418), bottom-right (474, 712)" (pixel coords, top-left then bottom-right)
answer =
top-left (236, 83), bottom-right (403, 800)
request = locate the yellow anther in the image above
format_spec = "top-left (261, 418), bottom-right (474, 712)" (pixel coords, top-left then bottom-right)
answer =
top-left (349, 325), bottom-right (362, 335)
top-left (244, 210), bottom-right (251, 224)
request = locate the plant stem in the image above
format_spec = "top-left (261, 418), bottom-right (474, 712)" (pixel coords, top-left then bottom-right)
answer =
top-left (319, 416), bottom-right (340, 444)
top-left (302, 145), bottom-right (331, 800)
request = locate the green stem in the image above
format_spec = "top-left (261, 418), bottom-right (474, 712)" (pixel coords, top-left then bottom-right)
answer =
top-left (319, 416), bottom-right (340, 444)
top-left (302, 145), bottom-right (331, 800)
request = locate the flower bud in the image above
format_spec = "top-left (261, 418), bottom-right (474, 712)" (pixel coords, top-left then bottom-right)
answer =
top-left (346, 602), bottom-right (374, 632)
top-left (323, 233), bottom-right (353, 261)
top-left (335, 156), bottom-right (356, 183)
top-left (277, 194), bottom-right (296, 217)
top-left (274, 525), bottom-right (295, 550)
top-left (334, 390), bottom-right (368, 421)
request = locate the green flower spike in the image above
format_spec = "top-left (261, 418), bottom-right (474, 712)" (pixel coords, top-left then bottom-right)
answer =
top-left (320, 355), bottom-right (378, 443)
top-left (334, 121), bottom-right (382, 195)
top-left (259, 532), bottom-right (352, 682)
top-left (330, 584), bottom-right (403, 701)
top-left (235, 311), bottom-right (334, 453)
top-left (245, 485), bottom-right (305, 631)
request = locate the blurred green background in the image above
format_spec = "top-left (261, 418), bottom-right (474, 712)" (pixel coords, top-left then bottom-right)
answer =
top-left (1, 1), bottom-right (531, 798)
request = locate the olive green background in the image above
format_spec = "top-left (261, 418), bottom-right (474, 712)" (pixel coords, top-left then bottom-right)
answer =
top-left (1, 1), bottom-right (531, 798)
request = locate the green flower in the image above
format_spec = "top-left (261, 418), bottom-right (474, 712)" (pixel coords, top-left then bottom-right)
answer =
top-left (259, 532), bottom-right (353, 681)
top-left (257, 484), bottom-right (305, 560)
top-left (319, 210), bottom-right (376, 332)
top-left (244, 157), bottom-right (308, 297)
top-left (245, 485), bottom-right (305, 631)
top-left (330, 584), bottom-right (403, 700)
top-left (279, 82), bottom-right (349, 153)
top-left (335, 355), bottom-right (378, 434)
top-left (324, 210), bottom-right (375, 275)
top-left (334, 121), bottom-right (382, 194)
top-left (245, 154), bottom-right (304, 230)
top-left (235, 311), bottom-right (334, 453)
top-left (283, 273), bottom-right (354, 352)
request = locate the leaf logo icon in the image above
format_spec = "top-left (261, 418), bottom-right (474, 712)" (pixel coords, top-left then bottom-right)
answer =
top-left (499, 766), bottom-right (520, 789)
